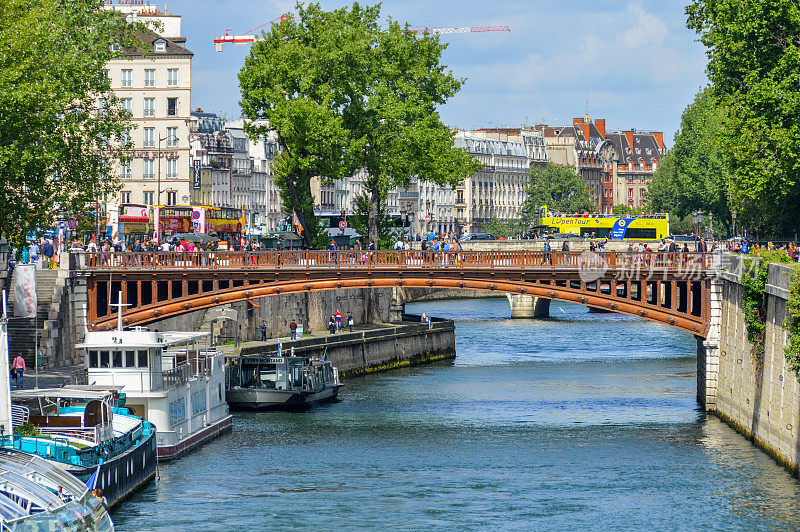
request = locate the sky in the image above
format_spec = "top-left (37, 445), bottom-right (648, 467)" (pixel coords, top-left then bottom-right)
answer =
top-left (161, 0), bottom-right (708, 144)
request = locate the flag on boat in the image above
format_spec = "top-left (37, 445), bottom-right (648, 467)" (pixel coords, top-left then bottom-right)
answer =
top-left (85, 464), bottom-right (101, 490)
top-left (322, 347), bottom-right (327, 361)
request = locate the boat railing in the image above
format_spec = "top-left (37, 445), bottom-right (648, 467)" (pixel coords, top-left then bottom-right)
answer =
top-left (35, 426), bottom-right (101, 444)
top-left (162, 356), bottom-right (213, 390)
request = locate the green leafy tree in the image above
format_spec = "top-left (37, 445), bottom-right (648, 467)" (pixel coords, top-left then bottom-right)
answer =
top-left (686, 1), bottom-right (800, 236)
top-left (520, 163), bottom-right (595, 225)
top-left (646, 88), bottom-right (731, 234)
top-left (480, 217), bottom-right (524, 239)
top-left (611, 204), bottom-right (646, 216)
top-left (0, 0), bottom-right (139, 249)
top-left (349, 193), bottom-right (396, 249)
top-left (239, 2), bottom-right (480, 249)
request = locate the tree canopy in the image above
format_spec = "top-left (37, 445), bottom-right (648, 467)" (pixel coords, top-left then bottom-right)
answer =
top-left (0, 0), bottom-right (138, 249)
top-left (520, 163), bottom-right (595, 225)
top-left (239, 2), bottom-right (480, 248)
top-left (646, 87), bottom-right (731, 234)
top-left (687, 0), bottom-right (800, 236)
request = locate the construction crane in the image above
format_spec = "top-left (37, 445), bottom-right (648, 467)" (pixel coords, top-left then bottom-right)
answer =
top-left (213, 15), bottom-right (510, 52)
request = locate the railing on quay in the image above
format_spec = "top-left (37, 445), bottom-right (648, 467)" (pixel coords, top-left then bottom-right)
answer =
top-left (83, 250), bottom-right (715, 272)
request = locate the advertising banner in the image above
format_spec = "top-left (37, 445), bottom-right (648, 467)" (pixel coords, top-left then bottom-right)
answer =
top-left (13, 264), bottom-right (37, 318)
top-left (153, 206), bottom-right (160, 242)
top-left (610, 217), bottom-right (636, 240)
top-left (192, 160), bottom-right (201, 190)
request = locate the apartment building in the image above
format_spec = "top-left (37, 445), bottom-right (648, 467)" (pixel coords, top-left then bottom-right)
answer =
top-left (105, 2), bottom-right (192, 207)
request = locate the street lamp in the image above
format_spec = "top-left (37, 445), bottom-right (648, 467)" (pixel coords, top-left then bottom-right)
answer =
top-left (692, 210), bottom-right (704, 238)
top-left (731, 210), bottom-right (737, 238)
top-left (157, 134), bottom-right (167, 206)
top-left (399, 205), bottom-right (407, 240)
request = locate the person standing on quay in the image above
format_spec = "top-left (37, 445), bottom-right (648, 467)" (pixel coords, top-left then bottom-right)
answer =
top-left (260, 319), bottom-right (267, 342)
top-left (328, 315), bottom-right (337, 335)
top-left (12, 355), bottom-right (26, 389)
top-left (335, 309), bottom-right (343, 331)
top-left (289, 319), bottom-right (298, 340)
top-left (347, 312), bottom-right (354, 332)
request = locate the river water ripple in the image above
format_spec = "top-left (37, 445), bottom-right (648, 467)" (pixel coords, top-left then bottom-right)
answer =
top-left (112, 298), bottom-right (800, 531)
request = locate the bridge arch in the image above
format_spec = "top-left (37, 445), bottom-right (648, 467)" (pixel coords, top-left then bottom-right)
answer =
top-left (90, 276), bottom-right (710, 337)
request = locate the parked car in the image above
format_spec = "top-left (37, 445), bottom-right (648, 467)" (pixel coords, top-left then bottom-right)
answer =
top-left (459, 233), bottom-right (496, 242)
top-left (671, 234), bottom-right (699, 242)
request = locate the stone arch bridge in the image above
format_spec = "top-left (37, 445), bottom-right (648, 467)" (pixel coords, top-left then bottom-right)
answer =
top-left (79, 250), bottom-right (716, 337)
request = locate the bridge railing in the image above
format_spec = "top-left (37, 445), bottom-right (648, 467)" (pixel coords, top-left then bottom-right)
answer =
top-left (83, 250), bottom-right (714, 272)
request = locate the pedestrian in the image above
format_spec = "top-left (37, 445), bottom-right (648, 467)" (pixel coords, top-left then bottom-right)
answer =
top-left (328, 315), bottom-right (337, 335)
top-left (260, 319), bottom-right (267, 342)
top-left (289, 319), bottom-right (298, 340)
top-left (543, 237), bottom-right (551, 265)
top-left (335, 308), bottom-right (343, 331)
top-left (347, 312), bottom-right (354, 332)
top-left (12, 355), bottom-right (25, 389)
top-left (29, 241), bottom-right (40, 268)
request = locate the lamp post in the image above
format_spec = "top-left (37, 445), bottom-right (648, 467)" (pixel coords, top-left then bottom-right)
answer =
top-left (692, 210), bottom-right (704, 239)
top-left (157, 134), bottom-right (167, 206)
top-left (399, 205), bottom-right (407, 240)
top-left (731, 210), bottom-right (737, 238)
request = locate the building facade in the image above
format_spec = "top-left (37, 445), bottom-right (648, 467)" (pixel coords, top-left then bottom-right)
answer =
top-left (105, 3), bottom-right (192, 207)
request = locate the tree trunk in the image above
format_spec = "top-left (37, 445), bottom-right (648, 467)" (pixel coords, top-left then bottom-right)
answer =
top-left (368, 178), bottom-right (380, 249)
top-left (284, 170), bottom-right (316, 249)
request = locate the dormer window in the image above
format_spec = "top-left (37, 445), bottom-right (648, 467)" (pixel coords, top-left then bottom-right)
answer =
top-left (154, 39), bottom-right (167, 52)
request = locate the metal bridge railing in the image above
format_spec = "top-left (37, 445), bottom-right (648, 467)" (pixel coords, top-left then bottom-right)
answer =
top-left (83, 250), bottom-right (715, 272)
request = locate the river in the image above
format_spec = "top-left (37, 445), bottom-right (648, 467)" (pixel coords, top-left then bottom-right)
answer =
top-left (112, 298), bottom-right (800, 530)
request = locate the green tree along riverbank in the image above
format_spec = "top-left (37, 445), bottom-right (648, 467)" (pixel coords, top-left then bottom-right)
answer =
top-left (239, 2), bottom-right (480, 248)
top-left (655, 1), bottom-right (800, 238)
top-left (0, 0), bottom-right (143, 249)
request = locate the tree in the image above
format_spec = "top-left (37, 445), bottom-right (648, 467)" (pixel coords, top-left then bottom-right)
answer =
top-left (646, 87), bottom-right (731, 234)
top-left (0, 0), bottom-right (139, 249)
top-left (687, 0), bottom-right (800, 236)
top-left (480, 217), bottom-right (524, 239)
top-left (611, 204), bottom-right (646, 217)
top-left (520, 163), bottom-right (595, 225)
top-left (349, 193), bottom-right (397, 249)
top-left (239, 2), bottom-right (480, 249)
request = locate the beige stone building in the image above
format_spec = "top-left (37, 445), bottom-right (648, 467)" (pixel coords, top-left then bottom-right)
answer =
top-left (104, 3), bottom-right (192, 207)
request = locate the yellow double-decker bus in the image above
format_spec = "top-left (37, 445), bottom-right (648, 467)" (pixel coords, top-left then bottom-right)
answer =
top-left (538, 206), bottom-right (670, 241)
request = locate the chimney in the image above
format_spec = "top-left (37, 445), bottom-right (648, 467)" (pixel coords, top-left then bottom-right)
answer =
top-left (651, 131), bottom-right (665, 150)
top-left (595, 119), bottom-right (606, 138)
top-left (573, 117), bottom-right (584, 128)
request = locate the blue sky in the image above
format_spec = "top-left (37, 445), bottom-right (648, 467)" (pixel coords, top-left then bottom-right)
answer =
top-left (167, 0), bottom-right (708, 144)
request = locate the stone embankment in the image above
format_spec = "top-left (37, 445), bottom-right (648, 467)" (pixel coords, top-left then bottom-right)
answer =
top-left (230, 315), bottom-right (456, 377)
top-left (700, 258), bottom-right (800, 473)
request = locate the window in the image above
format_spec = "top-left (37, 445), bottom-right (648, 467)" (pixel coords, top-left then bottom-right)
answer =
top-left (169, 398), bottom-right (186, 425)
top-left (121, 191), bottom-right (131, 203)
top-left (144, 69), bottom-right (155, 87)
top-left (137, 350), bottom-right (148, 368)
top-left (121, 98), bottom-right (132, 114)
top-left (167, 97), bottom-right (177, 117)
top-left (167, 127), bottom-right (178, 147)
top-left (120, 162), bottom-right (131, 179)
top-left (97, 98), bottom-right (107, 115)
top-left (143, 191), bottom-right (154, 205)
top-left (143, 128), bottom-right (155, 147)
top-left (166, 158), bottom-right (177, 179)
top-left (121, 69), bottom-right (132, 87)
top-left (154, 39), bottom-right (167, 52)
top-left (166, 191), bottom-right (177, 205)
top-left (628, 188), bottom-right (633, 198)
top-left (113, 351), bottom-right (123, 368)
top-left (144, 98), bottom-right (155, 117)
top-left (143, 159), bottom-right (154, 179)
top-left (167, 68), bottom-right (178, 86)
top-left (88, 350), bottom-right (99, 367)
top-left (99, 350), bottom-right (110, 368)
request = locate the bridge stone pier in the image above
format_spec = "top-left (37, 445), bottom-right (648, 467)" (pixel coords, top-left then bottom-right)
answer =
top-left (505, 294), bottom-right (551, 319)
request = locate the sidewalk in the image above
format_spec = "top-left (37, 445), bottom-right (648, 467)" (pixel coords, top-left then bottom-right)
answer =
top-left (10, 365), bottom-right (85, 391)
top-left (217, 322), bottom-right (402, 357)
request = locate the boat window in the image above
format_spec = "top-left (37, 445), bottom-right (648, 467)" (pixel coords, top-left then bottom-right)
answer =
top-left (89, 350), bottom-right (99, 368)
top-left (99, 350), bottom-right (110, 368)
top-left (137, 350), bottom-right (148, 368)
top-left (112, 351), bottom-right (123, 368)
top-left (125, 350), bottom-right (136, 368)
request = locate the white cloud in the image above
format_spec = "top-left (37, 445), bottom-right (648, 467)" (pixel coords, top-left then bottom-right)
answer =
top-left (622, 2), bottom-right (669, 48)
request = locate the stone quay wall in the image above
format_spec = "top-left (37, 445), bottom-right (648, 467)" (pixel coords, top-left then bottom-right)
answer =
top-left (238, 316), bottom-right (456, 377)
top-left (703, 260), bottom-right (800, 473)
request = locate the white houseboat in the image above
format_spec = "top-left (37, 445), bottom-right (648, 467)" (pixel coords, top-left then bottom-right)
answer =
top-left (76, 328), bottom-right (232, 460)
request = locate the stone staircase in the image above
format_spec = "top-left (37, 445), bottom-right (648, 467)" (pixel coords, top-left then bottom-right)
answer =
top-left (5, 269), bottom-right (61, 369)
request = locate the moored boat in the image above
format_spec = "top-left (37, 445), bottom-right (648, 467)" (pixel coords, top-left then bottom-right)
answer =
top-left (225, 354), bottom-right (342, 410)
top-left (76, 327), bottom-right (232, 461)
top-left (4, 387), bottom-right (157, 508)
